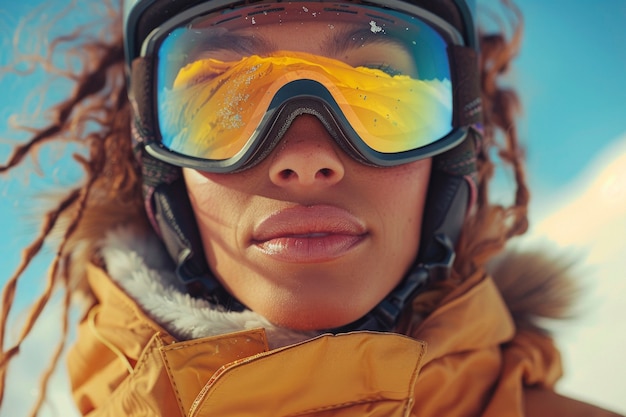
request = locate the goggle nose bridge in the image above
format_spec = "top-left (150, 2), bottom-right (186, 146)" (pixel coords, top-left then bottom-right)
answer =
top-left (239, 90), bottom-right (375, 172)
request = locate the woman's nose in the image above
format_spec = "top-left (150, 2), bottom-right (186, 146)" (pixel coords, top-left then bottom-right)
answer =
top-left (268, 114), bottom-right (345, 189)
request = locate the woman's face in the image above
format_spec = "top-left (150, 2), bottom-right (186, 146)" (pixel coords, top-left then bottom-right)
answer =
top-left (182, 19), bottom-right (432, 330)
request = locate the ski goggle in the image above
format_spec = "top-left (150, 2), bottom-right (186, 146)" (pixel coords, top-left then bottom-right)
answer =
top-left (130, 0), bottom-right (482, 172)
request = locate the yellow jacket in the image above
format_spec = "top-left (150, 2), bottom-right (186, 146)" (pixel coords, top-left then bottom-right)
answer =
top-left (67, 262), bottom-right (621, 417)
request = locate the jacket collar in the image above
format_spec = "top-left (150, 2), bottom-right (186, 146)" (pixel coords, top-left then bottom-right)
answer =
top-left (68, 228), bottom-right (563, 417)
top-left (74, 264), bottom-right (428, 416)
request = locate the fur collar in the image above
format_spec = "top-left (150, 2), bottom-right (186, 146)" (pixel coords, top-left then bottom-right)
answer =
top-left (486, 242), bottom-right (579, 333)
top-left (100, 228), bottom-right (321, 349)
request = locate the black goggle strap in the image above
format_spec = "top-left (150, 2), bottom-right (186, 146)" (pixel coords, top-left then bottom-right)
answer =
top-left (449, 45), bottom-right (482, 127)
top-left (130, 57), bottom-right (156, 143)
top-left (128, 45), bottom-right (482, 149)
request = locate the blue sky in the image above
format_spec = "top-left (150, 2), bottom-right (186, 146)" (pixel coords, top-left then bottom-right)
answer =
top-left (0, 1), bottom-right (625, 415)
top-left (513, 1), bottom-right (626, 191)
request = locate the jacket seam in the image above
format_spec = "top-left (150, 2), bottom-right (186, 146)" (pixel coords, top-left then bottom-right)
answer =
top-left (159, 342), bottom-right (187, 417)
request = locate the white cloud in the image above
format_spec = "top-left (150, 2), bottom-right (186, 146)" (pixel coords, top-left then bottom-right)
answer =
top-left (527, 133), bottom-right (626, 414)
top-left (534, 135), bottom-right (626, 258)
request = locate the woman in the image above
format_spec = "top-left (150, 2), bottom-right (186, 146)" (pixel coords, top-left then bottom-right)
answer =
top-left (0, 0), bottom-right (622, 416)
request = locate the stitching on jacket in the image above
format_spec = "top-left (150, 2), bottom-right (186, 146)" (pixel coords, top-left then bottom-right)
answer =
top-left (159, 341), bottom-right (187, 417)
top-left (404, 340), bottom-right (426, 417)
top-left (193, 340), bottom-right (427, 417)
top-left (160, 328), bottom-right (268, 352)
top-left (288, 398), bottom-right (408, 416)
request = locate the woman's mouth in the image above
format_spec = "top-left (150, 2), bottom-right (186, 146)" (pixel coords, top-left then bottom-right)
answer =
top-left (251, 205), bottom-right (367, 263)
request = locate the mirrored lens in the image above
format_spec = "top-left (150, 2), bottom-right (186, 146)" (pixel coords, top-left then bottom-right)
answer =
top-left (155, 1), bottom-right (453, 161)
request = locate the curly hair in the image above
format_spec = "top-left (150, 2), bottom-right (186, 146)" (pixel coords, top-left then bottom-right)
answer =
top-left (0, 1), bottom-right (524, 415)
top-left (456, 0), bottom-right (527, 275)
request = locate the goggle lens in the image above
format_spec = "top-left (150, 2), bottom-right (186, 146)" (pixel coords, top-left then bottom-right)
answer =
top-left (153, 1), bottom-right (456, 167)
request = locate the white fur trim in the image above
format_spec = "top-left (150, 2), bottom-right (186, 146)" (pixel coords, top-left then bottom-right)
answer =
top-left (100, 228), bottom-right (320, 349)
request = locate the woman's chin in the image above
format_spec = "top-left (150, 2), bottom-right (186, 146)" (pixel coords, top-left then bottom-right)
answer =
top-left (256, 302), bottom-right (369, 332)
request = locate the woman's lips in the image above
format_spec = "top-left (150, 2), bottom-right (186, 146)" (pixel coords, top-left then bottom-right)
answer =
top-left (251, 205), bottom-right (367, 263)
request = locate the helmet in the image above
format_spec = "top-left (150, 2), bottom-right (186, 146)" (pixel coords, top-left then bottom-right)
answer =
top-left (123, 0), bottom-right (482, 332)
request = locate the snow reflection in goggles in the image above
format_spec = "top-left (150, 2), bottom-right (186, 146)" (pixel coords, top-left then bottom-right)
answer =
top-left (148, 1), bottom-right (462, 171)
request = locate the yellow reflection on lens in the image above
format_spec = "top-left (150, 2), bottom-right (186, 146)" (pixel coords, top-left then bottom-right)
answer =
top-left (158, 52), bottom-right (452, 159)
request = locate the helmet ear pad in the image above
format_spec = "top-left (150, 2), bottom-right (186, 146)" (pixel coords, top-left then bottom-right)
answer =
top-left (419, 170), bottom-right (469, 267)
top-left (418, 128), bottom-right (479, 265)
